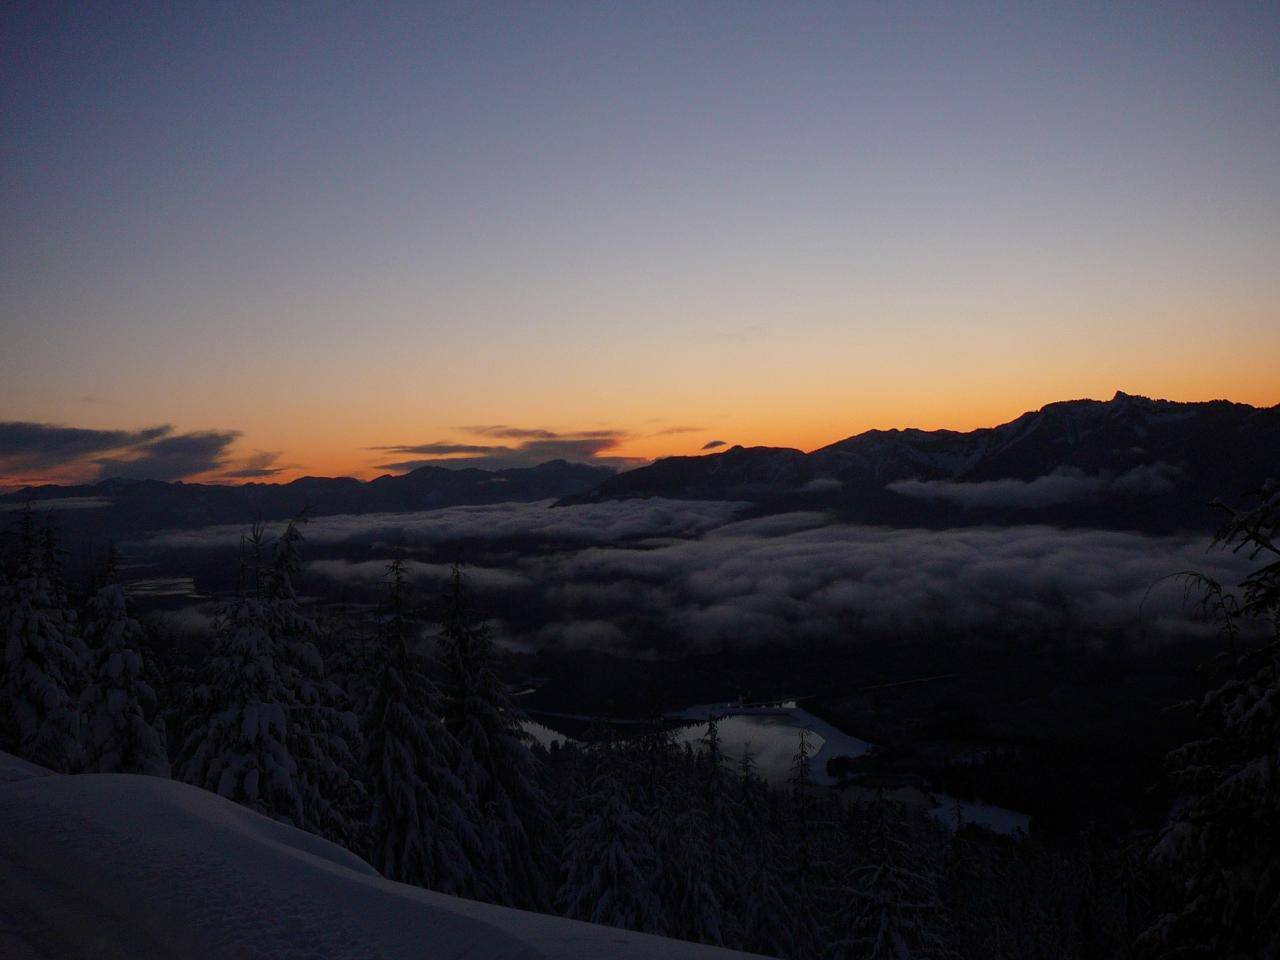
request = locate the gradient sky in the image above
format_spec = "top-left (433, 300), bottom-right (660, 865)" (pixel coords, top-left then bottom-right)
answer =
top-left (2, 1), bottom-right (1277, 485)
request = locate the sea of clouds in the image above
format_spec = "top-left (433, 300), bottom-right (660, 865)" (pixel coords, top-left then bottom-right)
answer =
top-left (138, 498), bottom-right (1249, 657)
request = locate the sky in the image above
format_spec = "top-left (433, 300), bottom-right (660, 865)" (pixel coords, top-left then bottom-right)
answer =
top-left (1, 1), bottom-right (1277, 485)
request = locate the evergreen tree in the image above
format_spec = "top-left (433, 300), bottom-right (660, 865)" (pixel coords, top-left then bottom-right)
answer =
top-left (653, 786), bottom-right (725, 945)
top-left (79, 547), bottom-right (169, 776)
top-left (178, 516), bottom-right (360, 846)
top-left (557, 743), bottom-right (662, 931)
top-left (741, 814), bottom-right (802, 957)
top-left (437, 563), bottom-right (556, 909)
top-left (0, 507), bottom-right (85, 771)
top-left (835, 789), bottom-right (951, 960)
top-left (785, 727), bottom-right (830, 958)
top-left (735, 750), bottom-right (804, 958)
top-left (672, 716), bottom-right (741, 946)
top-left (177, 589), bottom-right (298, 818)
top-left (1003, 839), bottom-right (1085, 960)
top-left (1147, 480), bottom-right (1280, 959)
top-left (943, 812), bottom-right (1013, 960)
top-left (361, 553), bottom-right (484, 893)
top-left (262, 515), bottom-right (362, 845)
top-left (790, 727), bottom-right (815, 814)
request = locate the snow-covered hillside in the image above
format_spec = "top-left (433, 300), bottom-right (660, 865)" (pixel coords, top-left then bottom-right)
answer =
top-left (0, 752), bottom-right (766, 960)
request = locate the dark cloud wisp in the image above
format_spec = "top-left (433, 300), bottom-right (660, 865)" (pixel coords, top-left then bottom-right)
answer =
top-left (0, 420), bottom-right (252, 483)
top-left (458, 425), bottom-right (560, 440)
top-left (374, 427), bottom-right (645, 472)
top-left (94, 430), bottom-right (242, 481)
top-left (218, 450), bottom-right (287, 480)
top-left (0, 421), bottom-right (172, 472)
top-left (369, 442), bottom-right (506, 457)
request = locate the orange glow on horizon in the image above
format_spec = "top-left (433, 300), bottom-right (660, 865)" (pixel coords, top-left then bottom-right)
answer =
top-left (3, 355), bottom-right (1277, 490)
top-left (201, 379), bottom-right (1280, 486)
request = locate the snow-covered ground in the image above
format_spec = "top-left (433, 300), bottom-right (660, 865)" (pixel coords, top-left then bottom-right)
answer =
top-left (0, 752), bottom-right (767, 960)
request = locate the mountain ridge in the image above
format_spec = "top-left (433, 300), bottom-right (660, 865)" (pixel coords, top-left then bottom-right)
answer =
top-left (562, 392), bottom-right (1280, 532)
top-left (6, 393), bottom-right (1278, 536)
top-left (0, 460), bottom-right (615, 538)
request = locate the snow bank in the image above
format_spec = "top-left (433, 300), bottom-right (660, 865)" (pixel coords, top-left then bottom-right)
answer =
top-left (0, 752), bottom-right (766, 960)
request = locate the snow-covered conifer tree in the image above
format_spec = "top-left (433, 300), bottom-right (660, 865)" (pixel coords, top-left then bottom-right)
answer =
top-left (179, 516), bottom-right (360, 846)
top-left (79, 547), bottom-right (169, 776)
top-left (437, 564), bottom-right (556, 909)
top-left (664, 716), bottom-right (741, 946)
top-left (1146, 480), bottom-right (1280, 958)
top-left (177, 588), bottom-right (298, 818)
top-left (733, 750), bottom-right (806, 957)
top-left (835, 789), bottom-right (950, 960)
top-left (556, 743), bottom-right (662, 932)
top-left (362, 553), bottom-right (484, 893)
top-left (789, 727), bottom-right (815, 814)
top-left (0, 507), bottom-right (85, 772)
top-left (649, 754), bottom-right (723, 946)
top-left (261, 515), bottom-right (362, 845)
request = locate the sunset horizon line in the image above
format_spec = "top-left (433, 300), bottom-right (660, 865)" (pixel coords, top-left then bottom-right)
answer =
top-left (4, 385), bottom-right (1276, 492)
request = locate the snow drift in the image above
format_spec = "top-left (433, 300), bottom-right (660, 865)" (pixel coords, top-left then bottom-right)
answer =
top-left (0, 752), bottom-right (764, 959)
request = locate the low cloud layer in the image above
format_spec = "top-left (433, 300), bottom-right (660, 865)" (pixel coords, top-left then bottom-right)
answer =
top-left (309, 558), bottom-right (530, 593)
top-left (536, 514), bottom-right (1244, 653)
top-left (141, 498), bottom-right (1251, 658)
top-left (0, 496), bottom-right (112, 511)
top-left (140, 497), bottom-right (749, 551)
top-left (888, 463), bottom-right (1181, 509)
top-left (372, 425), bottom-right (647, 472)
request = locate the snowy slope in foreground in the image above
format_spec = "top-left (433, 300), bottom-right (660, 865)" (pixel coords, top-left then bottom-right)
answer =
top-left (0, 753), bottom-right (766, 960)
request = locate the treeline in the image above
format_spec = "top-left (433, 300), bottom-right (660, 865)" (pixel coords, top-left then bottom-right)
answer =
top-left (547, 717), bottom-right (1159, 959)
top-left (0, 508), bottom-right (553, 908)
top-left (1, 483), bottom-right (1277, 959)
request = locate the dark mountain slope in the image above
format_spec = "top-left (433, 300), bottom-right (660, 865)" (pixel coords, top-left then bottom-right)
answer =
top-left (1, 460), bottom-right (613, 539)
top-left (566, 392), bottom-right (1280, 532)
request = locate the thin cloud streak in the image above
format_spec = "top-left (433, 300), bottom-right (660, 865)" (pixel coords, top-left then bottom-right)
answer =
top-left (651, 426), bottom-right (706, 436)
top-left (888, 463), bottom-right (1182, 509)
top-left (458, 426), bottom-right (561, 440)
top-left (218, 450), bottom-right (288, 480)
top-left (373, 425), bottom-right (644, 472)
top-left (139, 498), bottom-right (748, 551)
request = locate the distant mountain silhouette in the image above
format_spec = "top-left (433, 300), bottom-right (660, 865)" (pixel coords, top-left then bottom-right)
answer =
top-left (1, 460), bottom-right (614, 538)
top-left (7, 394), bottom-right (1278, 538)
top-left (563, 393), bottom-right (1280, 532)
